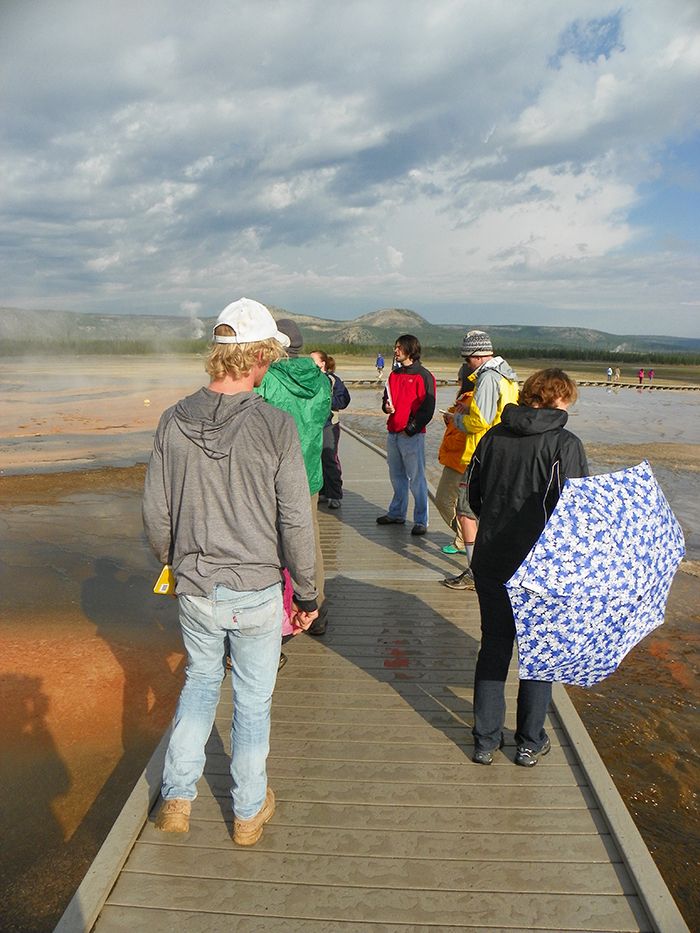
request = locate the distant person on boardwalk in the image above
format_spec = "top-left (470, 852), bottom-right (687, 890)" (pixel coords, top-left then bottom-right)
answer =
top-left (606, 367), bottom-right (613, 382)
top-left (466, 368), bottom-right (589, 767)
top-left (375, 353), bottom-right (385, 379)
top-left (638, 368), bottom-right (645, 385)
top-left (648, 369), bottom-right (655, 383)
top-left (377, 334), bottom-right (436, 536)
top-left (614, 367), bottom-right (620, 383)
top-left (143, 297), bottom-right (318, 845)
top-left (310, 350), bottom-right (351, 510)
top-left (441, 330), bottom-right (519, 590)
top-left (257, 320), bottom-right (332, 636)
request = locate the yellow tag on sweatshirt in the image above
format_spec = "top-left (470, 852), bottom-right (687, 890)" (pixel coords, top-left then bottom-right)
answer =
top-left (153, 565), bottom-right (176, 596)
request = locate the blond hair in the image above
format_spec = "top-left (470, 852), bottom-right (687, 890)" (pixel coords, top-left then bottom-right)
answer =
top-left (206, 324), bottom-right (287, 380)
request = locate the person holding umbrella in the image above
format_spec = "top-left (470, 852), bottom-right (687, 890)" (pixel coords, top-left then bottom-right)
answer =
top-left (463, 368), bottom-right (589, 766)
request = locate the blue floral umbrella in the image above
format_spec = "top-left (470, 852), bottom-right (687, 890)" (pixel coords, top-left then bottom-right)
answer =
top-left (506, 460), bottom-right (685, 687)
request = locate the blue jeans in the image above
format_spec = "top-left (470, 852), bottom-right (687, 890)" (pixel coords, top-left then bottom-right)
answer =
top-left (386, 431), bottom-right (429, 525)
top-left (472, 575), bottom-right (551, 751)
top-left (161, 582), bottom-right (283, 819)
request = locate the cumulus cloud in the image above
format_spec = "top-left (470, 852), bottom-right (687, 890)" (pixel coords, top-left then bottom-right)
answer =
top-left (0, 0), bottom-right (699, 334)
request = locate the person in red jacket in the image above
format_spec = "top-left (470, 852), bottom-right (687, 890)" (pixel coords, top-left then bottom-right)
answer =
top-left (376, 334), bottom-right (436, 536)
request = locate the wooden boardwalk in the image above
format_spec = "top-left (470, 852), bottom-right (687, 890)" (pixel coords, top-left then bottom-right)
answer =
top-left (58, 429), bottom-right (688, 932)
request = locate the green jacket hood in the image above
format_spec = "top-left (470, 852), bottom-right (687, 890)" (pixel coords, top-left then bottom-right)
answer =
top-left (258, 358), bottom-right (325, 400)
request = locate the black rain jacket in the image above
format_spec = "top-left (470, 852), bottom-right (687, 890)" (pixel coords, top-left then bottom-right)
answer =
top-left (466, 403), bottom-right (589, 583)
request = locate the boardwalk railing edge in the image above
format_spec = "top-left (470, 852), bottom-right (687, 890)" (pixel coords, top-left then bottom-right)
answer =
top-left (53, 727), bottom-right (171, 933)
top-left (342, 422), bottom-right (690, 933)
top-left (552, 685), bottom-right (690, 933)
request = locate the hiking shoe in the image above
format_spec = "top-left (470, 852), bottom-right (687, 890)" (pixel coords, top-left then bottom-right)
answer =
top-left (233, 787), bottom-right (275, 846)
top-left (155, 798), bottom-right (191, 833)
top-left (472, 735), bottom-right (505, 766)
top-left (327, 499), bottom-right (341, 509)
top-left (442, 543), bottom-right (467, 555)
top-left (411, 523), bottom-right (427, 536)
top-left (308, 615), bottom-right (328, 636)
top-left (515, 737), bottom-right (552, 767)
top-left (376, 515), bottom-right (405, 525)
top-left (441, 568), bottom-right (475, 590)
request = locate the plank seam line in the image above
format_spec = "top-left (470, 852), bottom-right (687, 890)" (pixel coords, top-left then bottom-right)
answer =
top-left (133, 840), bottom-right (622, 863)
top-left (265, 757), bottom-right (576, 765)
top-left (204, 795), bottom-right (595, 811)
top-left (210, 737), bottom-right (573, 749)
top-left (205, 774), bottom-right (586, 788)
top-left (138, 818), bottom-right (605, 834)
top-left (116, 870), bottom-right (637, 898)
top-left (99, 899), bottom-right (579, 928)
top-left (263, 752), bottom-right (570, 759)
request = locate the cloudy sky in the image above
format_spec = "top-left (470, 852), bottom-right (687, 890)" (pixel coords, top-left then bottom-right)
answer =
top-left (2, 1), bottom-right (699, 336)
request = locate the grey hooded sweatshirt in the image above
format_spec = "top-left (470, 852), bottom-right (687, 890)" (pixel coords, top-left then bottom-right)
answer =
top-left (142, 387), bottom-right (317, 609)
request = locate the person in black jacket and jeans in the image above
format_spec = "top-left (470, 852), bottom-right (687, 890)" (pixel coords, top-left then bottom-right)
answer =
top-left (463, 369), bottom-right (589, 766)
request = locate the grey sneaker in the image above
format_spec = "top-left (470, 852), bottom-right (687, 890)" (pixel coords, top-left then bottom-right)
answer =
top-left (327, 498), bottom-right (341, 509)
top-left (472, 735), bottom-right (505, 766)
top-left (515, 736), bottom-right (551, 767)
top-left (441, 568), bottom-right (475, 590)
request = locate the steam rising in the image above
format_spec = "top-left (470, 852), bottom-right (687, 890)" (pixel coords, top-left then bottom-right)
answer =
top-left (180, 301), bottom-right (205, 340)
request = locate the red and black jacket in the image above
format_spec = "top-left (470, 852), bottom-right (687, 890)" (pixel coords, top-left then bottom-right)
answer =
top-left (382, 362), bottom-right (436, 435)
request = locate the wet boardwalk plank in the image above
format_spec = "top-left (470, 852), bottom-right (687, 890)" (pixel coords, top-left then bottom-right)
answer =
top-left (63, 429), bottom-right (687, 932)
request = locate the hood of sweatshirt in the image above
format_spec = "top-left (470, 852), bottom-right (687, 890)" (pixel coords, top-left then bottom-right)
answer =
top-left (173, 387), bottom-right (263, 460)
top-left (501, 403), bottom-right (569, 437)
top-left (257, 357), bottom-right (325, 400)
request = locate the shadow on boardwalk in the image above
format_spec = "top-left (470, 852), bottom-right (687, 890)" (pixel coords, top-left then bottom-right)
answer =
top-left (203, 574), bottom-right (482, 831)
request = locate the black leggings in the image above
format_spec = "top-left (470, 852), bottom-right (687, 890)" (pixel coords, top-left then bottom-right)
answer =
top-left (320, 422), bottom-right (343, 500)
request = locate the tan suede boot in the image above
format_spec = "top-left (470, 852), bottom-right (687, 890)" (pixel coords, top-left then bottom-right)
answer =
top-left (233, 787), bottom-right (275, 846)
top-left (155, 798), bottom-right (192, 833)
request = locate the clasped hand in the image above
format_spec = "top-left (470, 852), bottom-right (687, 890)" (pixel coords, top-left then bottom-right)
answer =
top-left (290, 604), bottom-right (319, 632)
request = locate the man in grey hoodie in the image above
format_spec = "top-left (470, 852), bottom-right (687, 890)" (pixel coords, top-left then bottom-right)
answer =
top-left (143, 297), bottom-right (318, 846)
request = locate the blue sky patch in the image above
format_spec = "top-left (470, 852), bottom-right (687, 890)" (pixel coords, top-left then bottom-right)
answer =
top-left (550, 12), bottom-right (624, 68)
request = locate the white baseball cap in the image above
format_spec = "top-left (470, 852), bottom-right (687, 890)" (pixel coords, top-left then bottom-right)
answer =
top-left (213, 297), bottom-right (291, 347)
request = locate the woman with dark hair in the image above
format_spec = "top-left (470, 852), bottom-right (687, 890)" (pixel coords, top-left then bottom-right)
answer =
top-left (310, 350), bottom-right (351, 509)
top-left (464, 369), bottom-right (589, 766)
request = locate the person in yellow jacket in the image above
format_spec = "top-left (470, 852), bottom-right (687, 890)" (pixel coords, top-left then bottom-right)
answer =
top-left (439, 330), bottom-right (519, 590)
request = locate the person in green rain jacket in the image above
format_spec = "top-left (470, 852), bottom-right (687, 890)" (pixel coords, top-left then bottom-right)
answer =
top-left (256, 319), bottom-right (332, 634)
top-left (256, 336), bottom-right (331, 493)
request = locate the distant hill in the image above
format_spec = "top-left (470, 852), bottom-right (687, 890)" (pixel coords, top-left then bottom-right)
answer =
top-left (1, 305), bottom-right (699, 357)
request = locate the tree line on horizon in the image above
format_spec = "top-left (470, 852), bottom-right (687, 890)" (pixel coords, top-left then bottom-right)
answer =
top-left (2, 337), bottom-right (699, 366)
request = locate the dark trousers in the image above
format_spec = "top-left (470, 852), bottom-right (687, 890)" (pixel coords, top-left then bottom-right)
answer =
top-left (320, 422), bottom-right (343, 500)
top-left (473, 575), bottom-right (552, 751)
